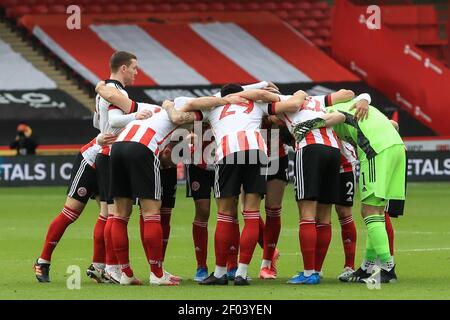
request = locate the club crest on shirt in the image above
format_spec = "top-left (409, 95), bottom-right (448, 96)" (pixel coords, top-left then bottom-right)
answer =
top-left (192, 181), bottom-right (200, 192)
top-left (77, 187), bottom-right (87, 197)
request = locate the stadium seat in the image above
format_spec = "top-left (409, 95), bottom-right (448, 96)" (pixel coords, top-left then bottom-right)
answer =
top-left (48, 5), bottom-right (67, 14)
top-left (104, 4), bottom-right (121, 14)
top-left (295, 2), bottom-right (312, 10)
top-left (122, 4), bottom-right (138, 13)
top-left (244, 2), bottom-right (261, 11)
top-left (287, 19), bottom-right (301, 29)
top-left (310, 10), bottom-right (324, 19)
top-left (137, 3), bottom-right (156, 13)
top-left (154, 3), bottom-right (172, 12)
top-left (208, 3), bottom-right (225, 11)
top-left (312, 37), bottom-right (326, 47)
top-left (261, 2), bottom-right (277, 11)
top-left (316, 28), bottom-right (330, 38)
top-left (312, 2), bottom-right (329, 10)
top-left (84, 5), bottom-right (103, 14)
top-left (290, 10), bottom-right (306, 19)
top-left (6, 5), bottom-right (30, 18)
top-left (299, 28), bottom-right (315, 38)
top-left (191, 3), bottom-right (208, 12)
top-left (276, 10), bottom-right (289, 20)
top-left (173, 3), bottom-right (191, 12)
top-left (279, 1), bottom-right (294, 11)
top-left (226, 2), bottom-right (244, 11)
top-left (31, 4), bottom-right (48, 14)
top-left (301, 19), bottom-right (319, 29)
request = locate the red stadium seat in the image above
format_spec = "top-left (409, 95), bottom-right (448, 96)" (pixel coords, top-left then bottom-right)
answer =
top-left (191, 3), bottom-right (208, 12)
top-left (287, 19), bottom-right (301, 29)
top-left (312, 37), bottom-right (326, 47)
top-left (6, 5), bottom-right (30, 18)
top-left (310, 10), bottom-right (325, 19)
top-left (226, 2), bottom-right (244, 11)
top-left (312, 2), bottom-right (329, 11)
top-left (208, 3), bottom-right (225, 12)
top-left (122, 4), bottom-right (138, 13)
top-left (316, 28), bottom-right (330, 38)
top-left (295, 2), bottom-right (312, 10)
top-left (154, 3), bottom-right (172, 12)
top-left (299, 28), bottom-right (315, 38)
top-left (173, 3), bottom-right (191, 12)
top-left (290, 10), bottom-right (307, 19)
top-left (279, 1), bottom-right (294, 11)
top-left (83, 5), bottom-right (103, 14)
top-left (31, 4), bottom-right (48, 14)
top-left (48, 5), bottom-right (67, 14)
top-left (301, 19), bottom-right (319, 29)
top-left (244, 2), bottom-right (262, 11)
top-left (276, 10), bottom-right (289, 20)
top-left (137, 4), bottom-right (156, 13)
top-left (261, 2), bottom-right (277, 11)
top-left (105, 4), bottom-right (121, 14)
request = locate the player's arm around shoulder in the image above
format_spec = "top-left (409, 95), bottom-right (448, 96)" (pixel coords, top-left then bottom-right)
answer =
top-left (95, 81), bottom-right (134, 114)
top-left (163, 100), bottom-right (202, 125)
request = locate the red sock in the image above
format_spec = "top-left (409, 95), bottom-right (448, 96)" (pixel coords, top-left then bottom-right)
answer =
top-left (258, 216), bottom-right (265, 249)
top-left (215, 213), bottom-right (234, 267)
top-left (299, 219), bottom-right (316, 271)
top-left (104, 215), bottom-right (118, 265)
top-left (139, 210), bottom-right (149, 261)
top-left (385, 212), bottom-right (394, 256)
top-left (160, 208), bottom-right (172, 261)
top-left (339, 216), bottom-right (357, 269)
top-left (192, 219), bottom-right (208, 268)
top-left (92, 214), bottom-right (107, 264)
top-left (315, 223), bottom-right (332, 272)
top-left (239, 210), bottom-right (260, 265)
top-left (110, 217), bottom-right (132, 276)
top-left (143, 214), bottom-right (163, 278)
top-left (263, 207), bottom-right (281, 261)
top-left (39, 206), bottom-right (80, 261)
top-left (226, 219), bottom-right (239, 270)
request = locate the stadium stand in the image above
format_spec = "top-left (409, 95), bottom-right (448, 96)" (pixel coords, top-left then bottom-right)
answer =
top-left (0, 37), bottom-right (55, 89)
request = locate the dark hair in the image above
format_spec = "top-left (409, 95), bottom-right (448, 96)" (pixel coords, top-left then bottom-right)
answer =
top-left (110, 51), bottom-right (137, 73)
top-left (220, 83), bottom-right (243, 97)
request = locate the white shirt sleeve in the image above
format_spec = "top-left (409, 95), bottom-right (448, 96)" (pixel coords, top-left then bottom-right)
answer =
top-left (354, 93), bottom-right (371, 104)
top-left (108, 109), bottom-right (135, 128)
top-left (93, 111), bottom-right (100, 129)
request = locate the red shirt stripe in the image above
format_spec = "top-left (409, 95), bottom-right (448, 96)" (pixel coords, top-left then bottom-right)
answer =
top-left (140, 128), bottom-right (156, 146)
top-left (237, 131), bottom-right (249, 152)
top-left (255, 131), bottom-right (265, 151)
top-left (123, 124), bottom-right (140, 141)
top-left (305, 132), bottom-right (316, 145)
top-left (320, 128), bottom-right (331, 146)
top-left (221, 136), bottom-right (230, 157)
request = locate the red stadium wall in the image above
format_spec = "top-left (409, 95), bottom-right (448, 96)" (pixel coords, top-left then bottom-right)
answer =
top-left (331, 0), bottom-right (450, 135)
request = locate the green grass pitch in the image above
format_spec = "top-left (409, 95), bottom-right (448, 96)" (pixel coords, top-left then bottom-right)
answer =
top-left (1, 183), bottom-right (450, 300)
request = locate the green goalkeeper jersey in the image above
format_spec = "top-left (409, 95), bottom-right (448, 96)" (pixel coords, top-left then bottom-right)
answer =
top-left (327, 101), bottom-right (404, 159)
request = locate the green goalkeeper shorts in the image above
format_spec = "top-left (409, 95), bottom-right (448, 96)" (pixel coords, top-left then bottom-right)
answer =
top-left (359, 144), bottom-right (406, 207)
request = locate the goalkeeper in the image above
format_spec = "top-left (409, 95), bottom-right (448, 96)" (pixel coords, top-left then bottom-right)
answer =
top-left (293, 94), bottom-right (405, 284)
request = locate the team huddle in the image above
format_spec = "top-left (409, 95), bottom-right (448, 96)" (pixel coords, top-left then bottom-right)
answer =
top-left (33, 51), bottom-right (406, 286)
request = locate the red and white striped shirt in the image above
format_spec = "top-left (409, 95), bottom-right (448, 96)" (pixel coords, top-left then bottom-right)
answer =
top-left (95, 79), bottom-right (137, 156)
top-left (261, 119), bottom-right (289, 159)
top-left (197, 99), bottom-right (274, 161)
top-left (116, 103), bottom-right (202, 155)
top-left (340, 141), bottom-right (358, 173)
top-left (278, 94), bottom-right (340, 150)
top-left (80, 138), bottom-right (101, 168)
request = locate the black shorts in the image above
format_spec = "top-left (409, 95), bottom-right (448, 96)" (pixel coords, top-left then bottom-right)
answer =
top-left (95, 153), bottom-right (113, 204)
top-left (110, 141), bottom-right (161, 200)
top-left (267, 155), bottom-right (289, 182)
top-left (385, 199), bottom-right (405, 218)
top-left (337, 170), bottom-right (356, 207)
top-left (161, 166), bottom-right (177, 208)
top-left (214, 150), bottom-right (268, 198)
top-left (66, 153), bottom-right (98, 204)
top-left (186, 164), bottom-right (215, 201)
top-left (294, 144), bottom-right (340, 203)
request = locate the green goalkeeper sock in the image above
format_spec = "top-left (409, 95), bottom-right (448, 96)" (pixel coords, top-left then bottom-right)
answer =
top-left (364, 214), bottom-right (391, 264)
top-left (364, 235), bottom-right (377, 262)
